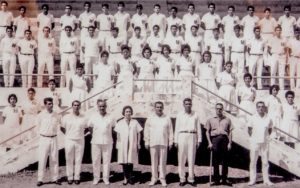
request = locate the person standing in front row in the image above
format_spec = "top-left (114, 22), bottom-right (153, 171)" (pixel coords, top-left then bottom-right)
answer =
top-left (144, 101), bottom-right (174, 187)
top-left (247, 101), bottom-right (274, 186)
top-left (114, 106), bottom-right (143, 185)
top-left (61, 100), bottom-right (88, 185)
top-left (36, 97), bottom-right (61, 187)
top-left (174, 98), bottom-right (201, 187)
top-left (88, 99), bottom-right (115, 185)
top-left (205, 103), bottom-right (233, 186)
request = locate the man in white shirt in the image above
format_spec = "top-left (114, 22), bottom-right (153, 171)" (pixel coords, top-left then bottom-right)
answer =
top-left (106, 27), bottom-right (126, 62)
top-left (247, 26), bottom-right (266, 89)
top-left (185, 25), bottom-right (203, 65)
top-left (36, 97), bottom-right (61, 187)
top-left (206, 28), bottom-right (224, 74)
top-left (81, 26), bottom-right (102, 75)
top-left (128, 26), bottom-right (146, 62)
top-left (267, 26), bottom-right (288, 89)
top-left (88, 99), bottom-right (115, 185)
top-left (96, 4), bottom-right (114, 49)
top-left (174, 98), bottom-right (201, 186)
top-left (146, 25), bottom-right (164, 60)
top-left (148, 4), bottom-right (167, 37)
top-left (37, 26), bottom-right (56, 88)
top-left (0, 1), bottom-right (13, 40)
top-left (166, 7), bottom-right (182, 37)
top-left (201, 3), bottom-right (221, 45)
top-left (114, 1), bottom-right (130, 39)
top-left (163, 25), bottom-right (184, 60)
top-left (258, 8), bottom-right (278, 42)
top-left (287, 27), bottom-right (300, 89)
top-left (37, 4), bottom-right (54, 40)
top-left (60, 5), bottom-right (77, 39)
top-left (144, 101), bottom-right (173, 187)
top-left (13, 6), bottom-right (31, 40)
top-left (0, 26), bottom-right (17, 87)
top-left (17, 29), bottom-right (37, 88)
top-left (131, 4), bottom-right (148, 37)
top-left (247, 101), bottom-right (274, 186)
top-left (278, 5), bottom-right (297, 40)
top-left (182, 3), bottom-right (201, 41)
top-left (241, 6), bottom-right (259, 42)
top-left (61, 100), bottom-right (88, 185)
top-left (59, 25), bottom-right (79, 87)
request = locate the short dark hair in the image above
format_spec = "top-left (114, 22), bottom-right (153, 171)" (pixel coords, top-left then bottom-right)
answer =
top-left (136, 4), bottom-right (143, 9)
top-left (285, 90), bottom-right (295, 98)
top-left (48, 79), bottom-right (56, 84)
top-left (118, 1), bottom-right (125, 7)
top-left (142, 46), bottom-right (152, 57)
top-left (284, 5), bottom-right (291, 11)
top-left (275, 25), bottom-right (282, 31)
top-left (41, 4), bottom-right (49, 10)
top-left (121, 44), bottom-right (130, 51)
top-left (154, 101), bottom-right (164, 108)
top-left (234, 25), bottom-right (241, 30)
top-left (225, 61), bottom-right (233, 65)
top-left (247, 6), bottom-right (255, 11)
top-left (19, 6), bottom-right (26, 11)
top-left (264, 7), bottom-right (271, 12)
top-left (122, 105), bottom-right (133, 116)
top-left (253, 26), bottom-right (260, 32)
top-left (153, 25), bottom-right (160, 30)
top-left (84, 1), bottom-right (91, 7)
top-left (183, 98), bottom-right (192, 104)
top-left (228, 5), bottom-right (235, 11)
top-left (191, 25), bottom-right (199, 30)
top-left (216, 103), bottom-right (223, 108)
top-left (88, 25), bottom-right (95, 30)
top-left (243, 73), bottom-right (253, 80)
top-left (8, 94), bottom-right (17, 103)
top-left (256, 101), bottom-right (265, 107)
top-left (27, 87), bottom-right (36, 93)
top-left (208, 3), bottom-right (215, 8)
top-left (101, 50), bottom-right (109, 57)
top-left (111, 27), bottom-right (119, 32)
top-left (76, 63), bottom-right (84, 69)
top-left (188, 3), bottom-right (195, 8)
top-left (6, 26), bottom-right (13, 31)
top-left (1, 1), bottom-right (8, 6)
top-left (97, 99), bottom-right (107, 105)
top-left (72, 100), bottom-right (81, 106)
top-left (44, 97), bottom-right (53, 105)
top-left (269, 84), bottom-right (280, 94)
top-left (24, 29), bottom-right (32, 34)
top-left (154, 4), bottom-right (161, 9)
top-left (102, 4), bottom-right (109, 9)
top-left (202, 51), bottom-right (212, 59)
top-left (170, 7), bottom-right (178, 12)
top-left (65, 25), bottom-right (72, 30)
top-left (134, 26), bottom-right (141, 31)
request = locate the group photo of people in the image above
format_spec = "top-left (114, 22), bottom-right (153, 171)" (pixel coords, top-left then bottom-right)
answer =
top-left (0, 0), bottom-right (300, 187)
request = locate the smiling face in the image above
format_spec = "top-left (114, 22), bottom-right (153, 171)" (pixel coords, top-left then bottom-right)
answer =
top-left (97, 101), bottom-right (107, 115)
top-left (72, 101), bottom-right (81, 114)
top-left (286, 94), bottom-right (294, 104)
top-left (143, 49), bottom-right (151, 59)
top-left (9, 96), bottom-right (17, 106)
top-left (124, 108), bottom-right (132, 120)
top-left (183, 100), bottom-right (192, 113)
top-left (45, 101), bottom-right (53, 112)
top-left (155, 103), bottom-right (164, 116)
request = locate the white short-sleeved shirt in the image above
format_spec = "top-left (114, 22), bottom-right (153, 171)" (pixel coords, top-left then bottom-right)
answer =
top-left (229, 35), bottom-right (246, 52)
top-left (22, 99), bottom-right (41, 115)
top-left (94, 63), bottom-right (115, 83)
top-left (137, 58), bottom-right (155, 76)
top-left (128, 36), bottom-right (146, 56)
top-left (36, 110), bottom-right (61, 136)
top-left (278, 15), bottom-right (296, 37)
top-left (2, 105), bottom-right (22, 127)
top-left (197, 62), bottom-right (216, 79)
top-left (247, 37), bottom-right (265, 54)
top-left (216, 71), bottom-right (236, 86)
top-left (0, 36), bottom-right (17, 54)
top-left (282, 102), bottom-right (299, 121)
top-left (146, 34), bottom-right (164, 52)
top-left (258, 17), bottom-right (277, 34)
top-left (241, 15), bottom-right (259, 39)
top-left (60, 14), bottom-right (77, 30)
top-left (222, 15), bottom-right (240, 37)
top-left (206, 37), bottom-right (224, 53)
top-left (237, 85), bottom-right (256, 101)
top-left (117, 57), bottom-right (134, 76)
top-left (163, 35), bottom-right (184, 53)
top-left (59, 36), bottom-right (79, 53)
top-left (264, 95), bottom-right (282, 117)
top-left (148, 13), bottom-right (166, 33)
top-left (37, 12), bottom-right (54, 31)
top-left (177, 56), bottom-right (195, 72)
top-left (88, 113), bottom-right (115, 144)
top-left (155, 56), bottom-right (175, 76)
top-left (248, 114), bottom-right (273, 144)
top-left (201, 12), bottom-right (221, 30)
top-left (38, 36), bottom-right (56, 56)
top-left (287, 38), bottom-right (300, 56)
top-left (62, 113), bottom-right (88, 140)
top-left (106, 36), bottom-right (126, 53)
top-left (166, 16), bottom-right (182, 35)
top-left (97, 13), bottom-right (114, 31)
top-left (268, 36), bottom-right (287, 54)
top-left (182, 13), bottom-right (201, 31)
top-left (131, 13), bottom-right (148, 33)
top-left (17, 38), bottom-right (37, 54)
top-left (79, 11), bottom-right (96, 28)
top-left (185, 35), bottom-right (203, 52)
top-left (13, 16), bottom-right (31, 38)
top-left (114, 11), bottom-right (130, 33)
top-left (0, 11), bottom-right (13, 26)
top-left (82, 36), bottom-right (102, 57)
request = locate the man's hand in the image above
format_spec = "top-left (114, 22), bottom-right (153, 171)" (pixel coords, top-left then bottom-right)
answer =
top-left (196, 142), bottom-right (201, 148)
top-left (208, 143), bottom-right (213, 150)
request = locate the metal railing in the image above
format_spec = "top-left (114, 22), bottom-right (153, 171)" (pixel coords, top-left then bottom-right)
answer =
top-left (0, 81), bottom-right (122, 146)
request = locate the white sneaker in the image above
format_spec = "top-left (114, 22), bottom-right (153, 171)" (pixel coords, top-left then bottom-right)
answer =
top-left (247, 181), bottom-right (256, 186)
top-left (93, 179), bottom-right (99, 185)
top-left (103, 180), bottom-right (110, 185)
top-left (160, 179), bottom-right (167, 187)
top-left (148, 180), bottom-right (157, 186)
top-left (264, 181), bottom-right (274, 186)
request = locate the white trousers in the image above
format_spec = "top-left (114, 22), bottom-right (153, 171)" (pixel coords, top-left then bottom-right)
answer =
top-left (37, 54), bottom-right (54, 87)
top-left (289, 56), bottom-right (300, 89)
top-left (269, 54), bottom-right (286, 89)
top-left (2, 53), bottom-right (16, 87)
top-left (60, 53), bottom-right (77, 87)
top-left (248, 55), bottom-right (263, 89)
top-left (84, 56), bottom-right (98, 75)
top-left (249, 142), bottom-right (271, 183)
top-left (92, 144), bottom-right (112, 182)
top-left (38, 136), bottom-right (59, 182)
top-left (18, 54), bottom-right (35, 88)
top-left (178, 134), bottom-right (197, 183)
top-left (211, 53), bottom-right (223, 74)
top-left (65, 138), bottom-right (84, 180)
top-left (150, 145), bottom-right (167, 181)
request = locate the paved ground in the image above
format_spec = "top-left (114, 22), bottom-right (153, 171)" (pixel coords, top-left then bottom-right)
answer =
top-left (0, 163), bottom-right (299, 188)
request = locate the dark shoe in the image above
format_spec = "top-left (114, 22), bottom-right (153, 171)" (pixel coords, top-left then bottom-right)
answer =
top-left (189, 182), bottom-right (197, 187)
top-left (211, 181), bottom-right (221, 186)
top-left (36, 181), bottom-right (43, 186)
top-left (74, 180), bottom-right (80, 185)
top-left (53, 180), bottom-right (61, 185)
top-left (221, 180), bottom-right (232, 187)
top-left (128, 179), bottom-right (134, 185)
top-left (179, 182), bottom-right (185, 186)
top-left (67, 180), bottom-right (73, 185)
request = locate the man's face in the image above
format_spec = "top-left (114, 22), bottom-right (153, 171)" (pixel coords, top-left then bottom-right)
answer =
top-left (42, 6), bottom-right (48, 14)
top-left (72, 102), bottom-right (81, 113)
top-left (209, 5), bottom-right (215, 13)
top-left (254, 29), bottom-right (260, 37)
top-left (191, 27), bottom-right (197, 35)
top-left (88, 28), bottom-right (95, 37)
top-left (153, 26), bottom-right (159, 35)
top-left (102, 6), bottom-right (108, 14)
top-left (111, 30), bottom-right (118, 37)
top-left (136, 7), bottom-right (142, 14)
top-left (20, 8), bottom-right (25, 16)
top-left (215, 104), bottom-right (223, 116)
top-left (286, 95), bottom-right (294, 104)
top-left (171, 26), bottom-right (177, 35)
top-left (203, 53), bottom-right (211, 62)
top-left (155, 103), bottom-right (163, 116)
top-left (188, 6), bottom-right (194, 14)
top-left (244, 76), bottom-right (251, 85)
top-left (248, 8), bottom-right (254, 16)
top-left (6, 29), bottom-right (13, 37)
top-left (122, 49), bottom-right (130, 58)
top-left (184, 100), bottom-right (192, 113)
top-left (225, 63), bottom-right (232, 72)
top-left (154, 6), bottom-right (160, 14)
top-left (1, 3), bottom-right (7, 11)
top-left (101, 54), bottom-right (109, 63)
top-left (84, 4), bottom-right (90, 11)
top-left (118, 5), bottom-right (124, 12)
top-left (213, 30), bottom-right (219, 38)
top-left (65, 27), bottom-right (72, 35)
top-left (228, 8), bottom-right (234, 16)
top-left (265, 10), bottom-right (270, 18)
top-left (48, 82), bottom-right (56, 90)
top-left (170, 9), bottom-right (176, 17)
top-left (43, 28), bottom-right (50, 37)
top-left (134, 29), bottom-right (141, 37)
top-left (97, 101), bottom-right (107, 115)
top-left (256, 103), bottom-right (265, 114)
top-left (28, 90), bottom-right (35, 100)
top-left (65, 6), bottom-right (71, 14)
top-left (284, 9), bottom-right (290, 16)
top-left (275, 28), bottom-right (282, 37)
top-left (76, 67), bottom-right (84, 76)
top-left (25, 31), bottom-right (31, 39)
top-left (234, 28), bottom-right (240, 36)
top-left (45, 101), bottom-right (53, 112)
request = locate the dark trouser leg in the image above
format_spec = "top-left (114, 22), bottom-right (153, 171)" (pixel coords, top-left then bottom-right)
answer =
top-left (128, 164), bottom-right (134, 183)
top-left (122, 164), bottom-right (130, 180)
top-left (212, 136), bottom-right (220, 182)
top-left (220, 136), bottom-right (229, 181)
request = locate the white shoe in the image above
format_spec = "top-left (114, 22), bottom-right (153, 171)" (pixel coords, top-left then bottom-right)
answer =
top-left (247, 181), bottom-right (256, 186)
top-left (148, 180), bottom-right (157, 186)
top-left (264, 181), bottom-right (274, 186)
top-left (160, 179), bottom-right (167, 187)
top-left (103, 180), bottom-right (110, 185)
top-left (93, 179), bottom-right (99, 185)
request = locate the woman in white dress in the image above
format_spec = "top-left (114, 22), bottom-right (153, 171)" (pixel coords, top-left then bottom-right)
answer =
top-left (155, 44), bottom-right (175, 93)
top-left (136, 46), bottom-right (156, 92)
top-left (264, 85), bottom-right (282, 139)
top-left (237, 73), bottom-right (256, 123)
top-left (177, 44), bottom-right (195, 80)
top-left (216, 61), bottom-right (237, 113)
top-left (114, 106), bottom-right (143, 185)
top-left (281, 90), bottom-right (299, 144)
top-left (196, 51), bottom-right (217, 101)
top-left (1, 94), bottom-right (22, 149)
top-left (69, 64), bottom-right (91, 111)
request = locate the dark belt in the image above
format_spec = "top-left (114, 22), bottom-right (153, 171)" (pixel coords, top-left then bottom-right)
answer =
top-left (63, 51), bottom-right (75, 54)
top-left (171, 51), bottom-right (180, 54)
top-left (152, 51), bottom-right (160, 53)
top-left (180, 130), bottom-right (197, 134)
top-left (231, 51), bottom-right (244, 53)
top-left (191, 51), bottom-right (201, 53)
top-left (20, 53), bottom-right (34, 56)
top-left (110, 51), bottom-right (121, 54)
top-left (40, 134), bottom-right (57, 138)
top-left (211, 52), bottom-right (223, 55)
top-left (205, 28), bottom-right (215, 30)
top-left (100, 30), bottom-right (111, 31)
top-left (250, 53), bottom-right (263, 56)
